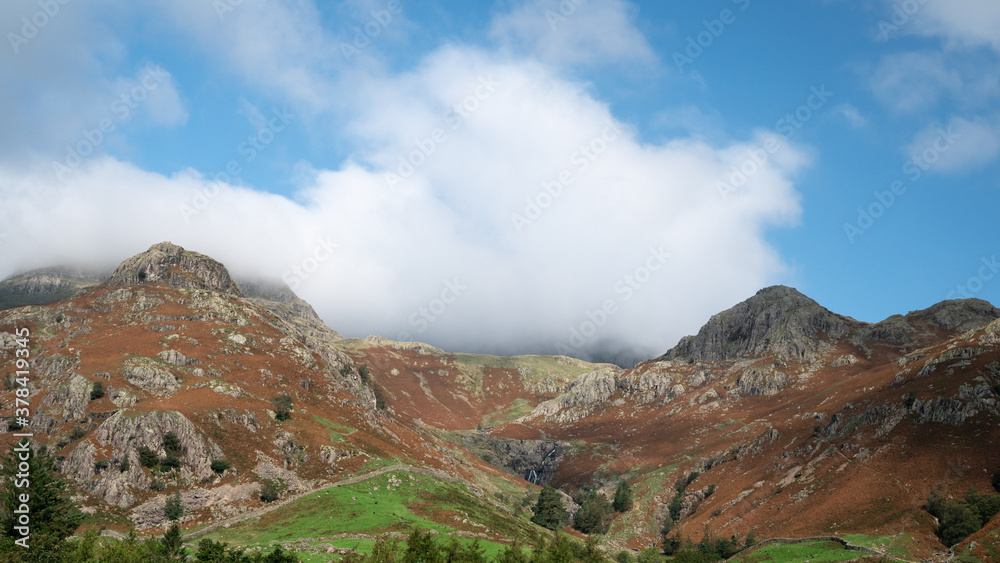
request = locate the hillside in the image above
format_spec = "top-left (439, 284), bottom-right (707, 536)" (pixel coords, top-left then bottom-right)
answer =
top-left (2, 244), bottom-right (1000, 561)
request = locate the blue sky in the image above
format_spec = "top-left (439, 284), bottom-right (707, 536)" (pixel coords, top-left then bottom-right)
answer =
top-left (1, 0), bottom-right (998, 363)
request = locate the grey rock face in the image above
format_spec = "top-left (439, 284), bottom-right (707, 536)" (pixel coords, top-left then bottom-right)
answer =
top-left (664, 286), bottom-right (862, 362)
top-left (735, 367), bottom-right (789, 396)
top-left (107, 242), bottom-right (241, 296)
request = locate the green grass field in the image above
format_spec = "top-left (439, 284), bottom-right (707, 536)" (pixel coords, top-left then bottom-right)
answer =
top-left (200, 469), bottom-right (544, 559)
top-left (731, 540), bottom-right (866, 562)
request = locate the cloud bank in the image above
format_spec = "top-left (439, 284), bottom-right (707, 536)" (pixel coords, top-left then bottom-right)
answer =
top-left (0, 0), bottom-right (807, 365)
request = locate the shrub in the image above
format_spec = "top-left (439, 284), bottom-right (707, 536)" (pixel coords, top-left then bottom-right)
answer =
top-left (616, 551), bottom-right (634, 563)
top-left (260, 481), bottom-right (279, 503)
top-left (90, 381), bottom-right (105, 400)
top-left (210, 459), bottom-right (229, 474)
top-left (164, 491), bottom-right (183, 521)
top-left (905, 391), bottom-right (916, 409)
top-left (68, 426), bottom-right (86, 441)
top-left (150, 478), bottom-right (165, 491)
top-left (118, 458), bottom-right (130, 472)
top-left (573, 493), bottom-right (614, 534)
top-left (669, 493), bottom-right (683, 521)
top-left (138, 446), bottom-right (159, 468)
top-left (613, 480), bottom-right (634, 513)
top-left (358, 364), bottom-right (371, 383)
top-left (686, 471), bottom-right (701, 486)
top-left (272, 394), bottom-right (293, 421)
top-left (159, 453), bottom-right (181, 472)
top-left (162, 431), bottom-right (183, 457)
top-left (94, 460), bottom-right (109, 473)
top-left (373, 384), bottom-right (388, 410)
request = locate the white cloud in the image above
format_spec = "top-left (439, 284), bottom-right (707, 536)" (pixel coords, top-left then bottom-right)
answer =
top-left (907, 0), bottom-right (1000, 52)
top-left (489, 0), bottom-right (656, 68)
top-left (0, 1), bottom-right (807, 363)
top-left (836, 104), bottom-right (868, 128)
top-left (906, 116), bottom-right (1000, 173)
top-left (869, 51), bottom-right (963, 114)
top-left (0, 43), bottom-right (805, 362)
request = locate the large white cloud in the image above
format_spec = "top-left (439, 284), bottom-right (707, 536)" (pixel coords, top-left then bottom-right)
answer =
top-left (0, 1), bottom-right (806, 364)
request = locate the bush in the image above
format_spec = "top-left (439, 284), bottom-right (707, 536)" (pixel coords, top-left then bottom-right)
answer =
top-left (159, 453), bottom-right (181, 472)
top-left (669, 493), bottom-right (683, 521)
top-left (613, 480), bottom-right (634, 513)
top-left (573, 493), bottom-right (614, 534)
top-left (90, 381), bottom-right (105, 400)
top-left (138, 446), bottom-right (159, 468)
top-left (373, 383), bottom-right (388, 410)
top-left (358, 364), bottom-right (371, 383)
top-left (150, 478), bottom-right (165, 491)
top-left (260, 481), bottom-right (279, 503)
top-left (164, 491), bottom-right (183, 521)
top-left (272, 394), bottom-right (293, 421)
top-left (68, 426), bottom-right (86, 441)
top-left (210, 459), bottom-right (229, 474)
top-left (162, 431), bottom-right (183, 457)
top-left (94, 460), bottom-right (109, 473)
top-left (616, 551), bottom-right (634, 563)
top-left (686, 471), bottom-right (701, 486)
top-left (926, 491), bottom-right (1000, 546)
top-left (118, 458), bottom-right (130, 472)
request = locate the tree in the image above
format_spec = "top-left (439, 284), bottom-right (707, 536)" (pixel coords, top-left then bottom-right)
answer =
top-left (402, 529), bottom-right (442, 563)
top-left (574, 493), bottom-right (614, 534)
top-left (531, 486), bottom-right (568, 531)
top-left (211, 459), bottom-right (230, 474)
top-left (90, 381), bottom-right (105, 400)
top-left (162, 432), bottom-right (184, 457)
top-left (260, 481), bottom-right (279, 503)
top-left (613, 480), bottom-right (633, 513)
top-left (0, 440), bottom-right (84, 554)
top-left (139, 446), bottom-right (159, 468)
top-left (158, 522), bottom-right (186, 561)
top-left (165, 491), bottom-right (184, 521)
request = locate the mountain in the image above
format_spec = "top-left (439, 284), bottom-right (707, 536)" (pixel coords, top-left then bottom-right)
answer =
top-left (0, 265), bottom-right (107, 309)
top-left (2, 245), bottom-right (999, 561)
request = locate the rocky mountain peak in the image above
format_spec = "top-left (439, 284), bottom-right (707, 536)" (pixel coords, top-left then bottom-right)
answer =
top-left (107, 242), bottom-right (241, 296)
top-left (663, 285), bottom-right (863, 362)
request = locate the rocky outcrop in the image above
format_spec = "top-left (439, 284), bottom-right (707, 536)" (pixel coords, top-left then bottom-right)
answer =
top-left (40, 374), bottom-right (92, 422)
top-left (454, 432), bottom-right (570, 486)
top-left (107, 242), bottom-right (241, 296)
top-left (524, 367), bottom-right (621, 422)
top-left (663, 286), bottom-right (862, 363)
top-left (735, 367), bottom-right (789, 396)
top-left (122, 358), bottom-right (180, 395)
